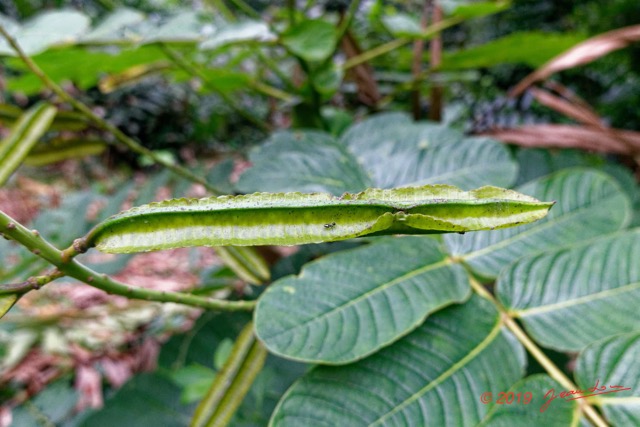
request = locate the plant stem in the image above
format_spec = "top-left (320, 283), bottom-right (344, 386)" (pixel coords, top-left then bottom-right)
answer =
top-left (467, 276), bottom-right (609, 427)
top-left (428, 0), bottom-right (443, 122)
top-left (411, 0), bottom-right (430, 120)
top-left (0, 270), bottom-right (63, 295)
top-left (342, 16), bottom-right (463, 71)
top-left (0, 210), bottom-right (256, 312)
top-left (191, 321), bottom-right (267, 427)
top-left (334, 0), bottom-right (362, 48)
top-left (0, 25), bottom-right (220, 195)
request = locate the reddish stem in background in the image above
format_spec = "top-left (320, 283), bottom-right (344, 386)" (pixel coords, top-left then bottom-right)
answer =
top-left (428, 2), bottom-right (443, 122)
top-left (411, 1), bottom-right (430, 120)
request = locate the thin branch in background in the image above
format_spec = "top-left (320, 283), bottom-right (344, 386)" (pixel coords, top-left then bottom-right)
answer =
top-left (0, 25), bottom-right (221, 195)
top-left (342, 16), bottom-right (463, 72)
top-left (160, 44), bottom-right (290, 131)
top-left (0, 270), bottom-right (63, 295)
top-left (411, 0), bottom-right (430, 120)
top-left (466, 276), bottom-right (609, 427)
top-left (0, 210), bottom-right (256, 312)
top-left (427, 1), bottom-right (443, 122)
top-left (337, 11), bottom-right (381, 107)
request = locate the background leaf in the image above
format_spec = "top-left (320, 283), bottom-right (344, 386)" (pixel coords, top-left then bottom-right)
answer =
top-left (480, 375), bottom-right (578, 426)
top-left (236, 130), bottom-right (371, 195)
top-left (443, 32), bottom-right (586, 70)
top-left (280, 19), bottom-right (337, 62)
top-left (238, 113), bottom-right (518, 194)
top-left (81, 8), bottom-right (145, 42)
top-left (0, 10), bottom-right (90, 56)
top-left (339, 113), bottom-right (518, 189)
top-left (574, 332), bottom-right (640, 426)
top-left (445, 168), bottom-right (631, 279)
top-left (269, 295), bottom-right (525, 426)
top-left (200, 20), bottom-right (275, 51)
top-left (497, 229), bottom-right (640, 352)
top-left (255, 236), bottom-right (471, 363)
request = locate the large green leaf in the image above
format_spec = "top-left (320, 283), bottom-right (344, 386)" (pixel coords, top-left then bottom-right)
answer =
top-left (199, 20), bottom-right (276, 51)
top-left (11, 378), bottom-right (79, 426)
top-left (238, 114), bottom-right (518, 194)
top-left (574, 332), bottom-right (640, 426)
top-left (85, 185), bottom-right (552, 253)
top-left (0, 102), bottom-right (57, 185)
top-left (269, 295), bottom-right (526, 426)
top-left (140, 11), bottom-right (203, 43)
top-left (480, 375), bottom-right (578, 426)
top-left (442, 31), bottom-right (586, 70)
top-left (0, 10), bottom-right (90, 56)
top-left (236, 131), bottom-right (371, 195)
top-left (340, 113), bottom-right (518, 189)
top-left (497, 229), bottom-right (640, 352)
top-left (445, 169), bottom-right (631, 279)
top-left (6, 45), bottom-right (168, 94)
top-left (255, 237), bottom-right (471, 363)
top-left (280, 19), bottom-right (337, 62)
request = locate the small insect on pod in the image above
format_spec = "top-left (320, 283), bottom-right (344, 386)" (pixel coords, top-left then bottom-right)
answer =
top-left (324, 222), bottom-right (336, 229)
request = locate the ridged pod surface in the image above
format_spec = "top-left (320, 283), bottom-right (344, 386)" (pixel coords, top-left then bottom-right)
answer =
top-left (85, 185), bottom-right (554, 253)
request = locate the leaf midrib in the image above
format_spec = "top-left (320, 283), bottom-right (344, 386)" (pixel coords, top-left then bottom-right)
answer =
top-left (459, 192), bottom-right (625, 262)
top-left (515, 281), bottom-right (640, 317)
top-left (369, 318), bottom-right (503, 426)
top-left (261, 257), bottom-right (452, 343)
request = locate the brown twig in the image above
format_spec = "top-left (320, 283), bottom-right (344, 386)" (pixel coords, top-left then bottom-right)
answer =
top-left (427, 1), bottom-right (443, 122)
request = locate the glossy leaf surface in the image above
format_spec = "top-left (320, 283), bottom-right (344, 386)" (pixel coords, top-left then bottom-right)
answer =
top-left (255, 237), bottom-right (471, 363)
top-left (480, 375), bottom-right (577, 426)
top-left (269, 296), bottom-right (525, 426)
top-left (575, 332), bottom-right (640, 426)
top-left (498, 229), bottom-right (640, 351)
top-left (238, 114), bottom-right (518, 194)
top-left (445, 169), bottom-right (631, 279)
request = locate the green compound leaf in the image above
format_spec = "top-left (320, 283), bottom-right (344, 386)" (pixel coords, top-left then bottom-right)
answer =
top-left (0, 102), bottom-right (57, 185)
top-left (445, 168), bottom-right (631, 279)
top-left (574, 332), bottom-right (640, 426)
top-left (480, 375), bottom-right (578, 427)
top-left (85, 185), bottom-right (553, 253)
top-left (238, 114), bottom-right (518, 195)
top-left (269, 295), bottom-right (526, 426)
top-left (340, 113), bottom-right (518, 190)
top-left (498, 229), bottom-right (640, 352)
top-left (236, 130), bottom-right (371, 195)
top-left (254, 237), bottom-right (471, 364)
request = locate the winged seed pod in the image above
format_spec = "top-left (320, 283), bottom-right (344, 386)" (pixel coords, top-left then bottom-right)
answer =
top-left (83, 185), bottom-right (554, 254)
